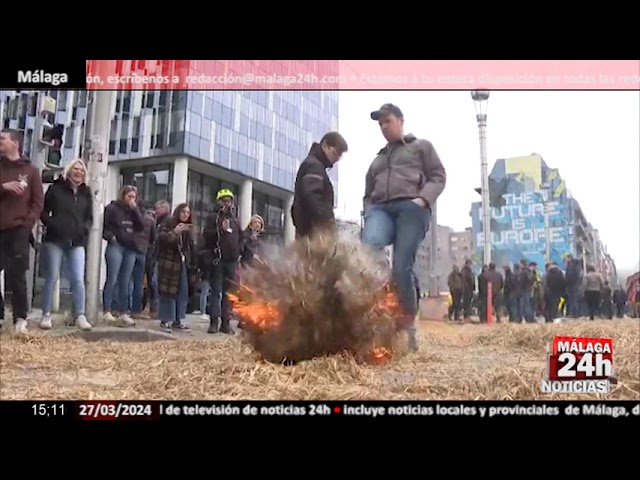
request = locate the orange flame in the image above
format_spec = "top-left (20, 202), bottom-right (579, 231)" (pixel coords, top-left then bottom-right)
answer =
top-left (230, 282), bottom-right (399, 365)
top-left (368, 346), bottom-right (392, 364)
top-left (227, 292), bottom-right (282, 330)
top-left (373, 286), bottom-right (401, 315)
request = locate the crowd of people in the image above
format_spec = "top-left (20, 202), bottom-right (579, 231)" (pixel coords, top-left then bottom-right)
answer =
top-left (1, 96), bottom-right (635, 345)
top-left (0, 128), bottom-right (266, 335)
top-left (446, 254), bottom-right (633, 323)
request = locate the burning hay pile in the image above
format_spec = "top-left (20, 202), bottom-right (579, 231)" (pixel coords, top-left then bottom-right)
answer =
top-left (229, 230), bottom-right (403, 365)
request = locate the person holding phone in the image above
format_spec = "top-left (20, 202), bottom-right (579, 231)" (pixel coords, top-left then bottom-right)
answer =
top-left (102, 185), bottom-right (144, 326)
top-left (203, 189), bottom-right (243, 334)
top-left (156, 202), bottom-right (195, 332)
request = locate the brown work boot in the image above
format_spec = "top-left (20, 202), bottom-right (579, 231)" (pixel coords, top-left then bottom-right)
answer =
top-left (132, 313), bottom-right (151, 320)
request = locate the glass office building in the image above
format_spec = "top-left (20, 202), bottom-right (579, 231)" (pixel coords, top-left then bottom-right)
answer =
top-left (1, 60), bottom-right (340, 244)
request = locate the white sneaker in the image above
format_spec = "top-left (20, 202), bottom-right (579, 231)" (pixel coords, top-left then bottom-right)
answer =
top-left (200, 314), bottom-right (209, 321)
top-left (118, 314), bottom-right (136, 327)
top-left (14, 319), bottom-right (28, 335)
top-left (76, 315), bottom-right (92, 331)
top-left (103, 312), bottom-right (117, 323)
top-left (39, 314), bottom-right (53, 330)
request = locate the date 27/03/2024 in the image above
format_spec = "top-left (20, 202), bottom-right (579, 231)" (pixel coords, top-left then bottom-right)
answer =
top-left (31, 403), bottom-right (153, 418)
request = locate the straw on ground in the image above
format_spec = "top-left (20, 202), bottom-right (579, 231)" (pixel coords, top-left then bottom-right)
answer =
top-left (1, 320), bottom-right (638, 400)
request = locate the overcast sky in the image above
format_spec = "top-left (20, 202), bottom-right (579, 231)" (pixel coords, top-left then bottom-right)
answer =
top-left (336, 91), bottom-right (640, 273)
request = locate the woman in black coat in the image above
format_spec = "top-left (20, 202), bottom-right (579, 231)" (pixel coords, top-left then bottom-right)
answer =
top-left (240, 214), bottom-right (264, 267)
top-left (39, 159), bottom-right (93, 331)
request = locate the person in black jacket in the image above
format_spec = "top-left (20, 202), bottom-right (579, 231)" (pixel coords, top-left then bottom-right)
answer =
top-left (102, 185), bottom-right (144, 326)
top-left (291, 132), bottom-right (348, 238)
top-left (146, 199), bottom-right (171, 318)
top-left (544, 262), bottom-right (565, 323)
top-left (503, 265), bottom-right (516, 322)
top-left (600, 280), bottom-right (613, 319)
top-left (203, 188), bottom-right (243, 334)
top-left (613, 287), bottom-right (627, 318)
top-left (460, 259), bottom-right (475, 320)
top-left (129, 200), bottom-right (156, 319)
top-left (517, 259), bottom-right (535, 323)
top-left (240, 214), bottom-right (264, 267)
top-left (39, 159), bottom-right (92, 331)
top-left (564, 254), bottom-right (581, 318)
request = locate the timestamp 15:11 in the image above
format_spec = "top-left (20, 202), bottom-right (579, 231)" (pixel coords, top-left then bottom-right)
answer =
top-left (32, 403), bottom-right (67, 416)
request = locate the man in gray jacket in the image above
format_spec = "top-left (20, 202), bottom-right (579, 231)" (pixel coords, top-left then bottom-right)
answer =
top-left (362, 104), bottom-right (446, 351)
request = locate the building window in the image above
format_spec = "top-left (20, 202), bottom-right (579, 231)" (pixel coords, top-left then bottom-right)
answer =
top-left (120, 164), bottom-right (173, 209)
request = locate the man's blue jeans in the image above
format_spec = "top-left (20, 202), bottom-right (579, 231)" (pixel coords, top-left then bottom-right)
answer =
top-left (41, 242), bottom-right (86, 317)
top-left (566, 285), bottom-right (580, 318)
top-left (362, 199), bottom-right (431, 350)
top-left (147, 261), bottom-right (159, 313)
top-left (103, 242), bottom-right (137, 313)
top-left (130, 252), bottom-right (146, 313)
top-left (516, 294), bottom-right (534, 322)
top-left (200, 279), bottom-right (211, 314)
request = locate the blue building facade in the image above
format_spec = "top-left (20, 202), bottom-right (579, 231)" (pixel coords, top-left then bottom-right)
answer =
top-left (1, 77), bottom-right (339, 243)
top-left (470, 154), bottom-right (574, 268)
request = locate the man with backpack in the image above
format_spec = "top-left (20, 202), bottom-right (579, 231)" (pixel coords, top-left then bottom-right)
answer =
top-left (361, 103), bottom-right (447, 351)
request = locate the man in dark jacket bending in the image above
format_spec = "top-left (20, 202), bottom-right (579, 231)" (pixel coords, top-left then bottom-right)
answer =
top-left (291, 131), bottom-right (348, 238)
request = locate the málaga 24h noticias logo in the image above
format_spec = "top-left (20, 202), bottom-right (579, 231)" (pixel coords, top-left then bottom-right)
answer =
top-left (541, 336), bottom-right (615, 394)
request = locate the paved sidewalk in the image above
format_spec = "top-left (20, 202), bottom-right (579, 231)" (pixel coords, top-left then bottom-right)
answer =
top-left (11, 309), bottom-right (239, 341)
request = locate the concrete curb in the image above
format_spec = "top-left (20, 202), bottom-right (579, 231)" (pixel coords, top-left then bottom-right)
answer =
top-left (61, 327), bottom-right (177, 342)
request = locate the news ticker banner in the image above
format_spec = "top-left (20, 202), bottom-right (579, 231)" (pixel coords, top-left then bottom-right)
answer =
top-left (7, 400), bottom-right (640, 421)
top-left (2, 60), bottom-right (639, 90)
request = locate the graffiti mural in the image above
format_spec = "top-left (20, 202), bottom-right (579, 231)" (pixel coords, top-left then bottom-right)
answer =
top-left (470, 154), bottom-right (574, 268)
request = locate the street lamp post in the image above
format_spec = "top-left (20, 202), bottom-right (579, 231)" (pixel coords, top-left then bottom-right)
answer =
top-left (541, 183), bottom-right (552, 264)
top-left (471, 90), bottom-right (491, 265)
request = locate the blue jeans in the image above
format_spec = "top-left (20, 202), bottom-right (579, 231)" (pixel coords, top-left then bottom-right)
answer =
top-left (566, 285), bottom-right (580, 318)
top-left (516, 294), bottom-right (534, 322)
top-left (147, 261), bottom-right (159, 312)
top-left (362, 199), bottom-right (431, 348)
top-left (200, 279), bottom-right (210, 314)
top-left (130, 252), bottom-right (146, 313)
top-left (103, 242), bottom-right (137, 313)
top-left (111, 279), bottom-right (134, 311)
top-left (158, 263), bottom-right (189, 324)
top-left (41, 242), bottom-right (86, 317)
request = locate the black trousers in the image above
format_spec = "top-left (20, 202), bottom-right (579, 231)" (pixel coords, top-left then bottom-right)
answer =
top-left (462, 290), bottom-right (473, 318)
top-left (209, 260), bottom-right (237, 322)
top-left (584, 290), bottom-right (601, 320)
top-left (544, 292), bottom-right (561, 323)
top-left (600, 300), bottom-right (613, 319)
top-left (0, 227), bottom-right (31, 322)
top-left (450, 288), bottom-right (463, 319)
